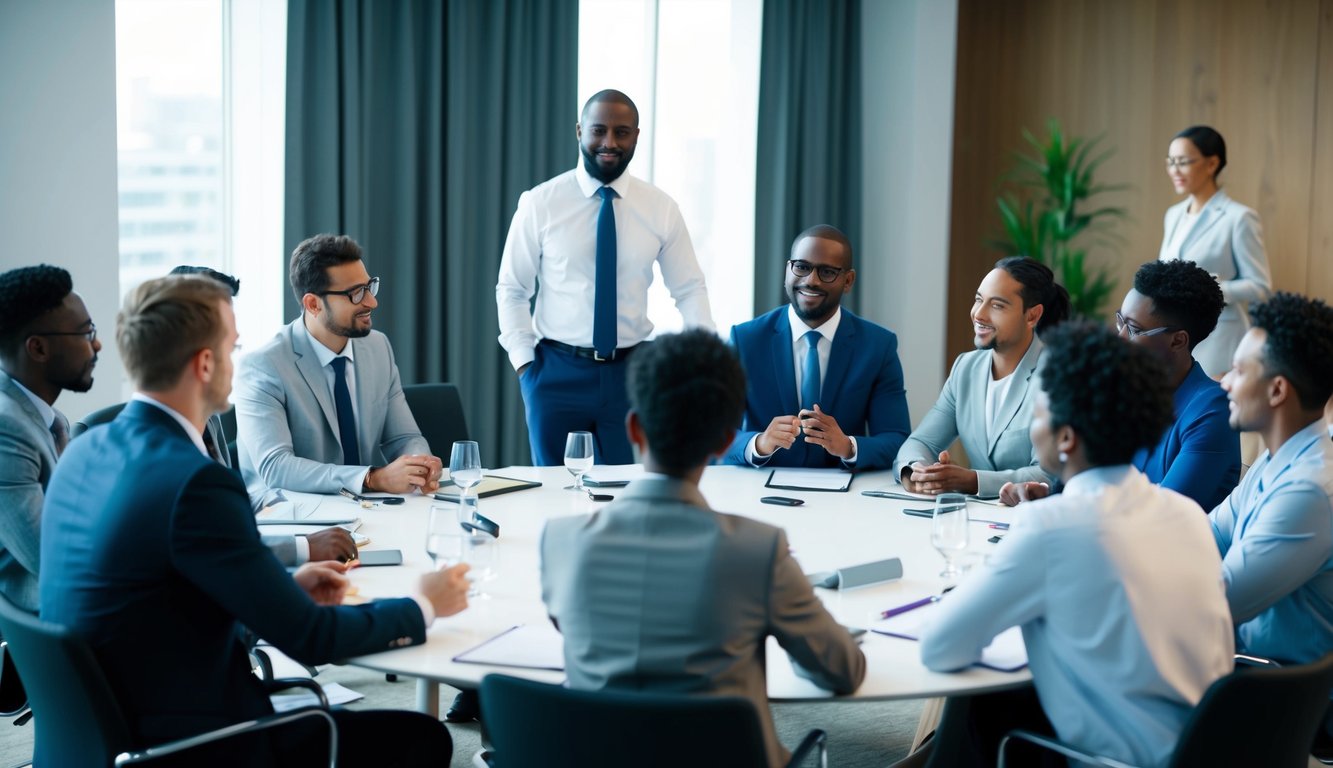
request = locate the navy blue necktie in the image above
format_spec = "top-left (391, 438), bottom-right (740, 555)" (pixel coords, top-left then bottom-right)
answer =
top-left (593, 186), bottom-right (618, 358)
top-left (330, 356), bottom-right (360, 466)
top-left (800, 330), bottom-right (821, 410)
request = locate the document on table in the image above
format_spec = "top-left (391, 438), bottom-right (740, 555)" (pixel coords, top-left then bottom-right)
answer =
top-left (453, 624), bottom-right (565, 671)
top-left (270, 682), bottom-right (365, 712)
top-left (583, 464), bottom-right (645, 487)
top-left (765, 468), bottom-right (853, 492)
top-left (860, 486), bottom-right (1005, 506)
top-left (871, 601), bottom-right (1028, 672)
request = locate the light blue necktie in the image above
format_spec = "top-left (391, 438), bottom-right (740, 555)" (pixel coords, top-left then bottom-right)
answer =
top-left (593, 187), bottom-right (618, 358)
top-left (800, 330), bottom-right (821, 410)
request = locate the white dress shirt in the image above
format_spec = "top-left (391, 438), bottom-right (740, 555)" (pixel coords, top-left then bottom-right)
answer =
top-left (496, 164), bottom-right (714, 370)
top-left (745, 306), bottom-right (857, 465)
top-left (300, 319), bottom-right (359, 426)
top-left (920, 466), bottom-right (1234, 767)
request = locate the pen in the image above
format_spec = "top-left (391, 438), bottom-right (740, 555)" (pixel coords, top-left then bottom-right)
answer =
top-left (878, 595), bottom-right (940, 620)
top-left (988, 523), bottom-right (1009, 530)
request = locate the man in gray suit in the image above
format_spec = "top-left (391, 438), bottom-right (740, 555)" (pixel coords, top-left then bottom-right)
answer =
top-left (894, 257), bottom-right (1068, 497)
top-left (0, 265), bottom-right (100, 611)
top-left (235, 234), bottom-right (443, 510)
top-left (541, 329), bottom-right (866, 768)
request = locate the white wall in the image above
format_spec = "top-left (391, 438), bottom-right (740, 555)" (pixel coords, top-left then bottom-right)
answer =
top-left (0, 0), bottom-right (125, 418)
top-left (860, 0), bottom-right (958, 423)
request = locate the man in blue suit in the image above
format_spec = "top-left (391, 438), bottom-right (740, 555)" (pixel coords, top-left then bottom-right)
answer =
top-left (40, 275), bottom-right (469, 766)
top-left (724, 225), bottom-right (909, 470)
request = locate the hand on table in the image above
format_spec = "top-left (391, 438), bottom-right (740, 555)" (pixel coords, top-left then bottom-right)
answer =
top-left (367, 454), bottom-right (443, 495)
top-left (799, 404), bottom-right (853, 460)
top-left (901, 451), bottom-right (979, 495)
top-left (294, 560), bottom-right (351, 606)
top-left (304, 526), bottom-right (359, 563)
top-left (420, 563), bottom-right (471, 618)
top-left (755, 415), bottom-right (800, 456)
top-left (998, 481), bottom-right (1050, 507)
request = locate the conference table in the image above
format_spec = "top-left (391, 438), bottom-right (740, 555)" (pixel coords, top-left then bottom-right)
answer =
top-left (278, 465), bottom-right (1031, 719)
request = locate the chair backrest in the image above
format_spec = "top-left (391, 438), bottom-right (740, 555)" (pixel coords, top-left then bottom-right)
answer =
top-left (71, 401), bottom-right (127, 438)
top-left (402, 383), bottom-right (469, 455)
top-left (1170, 652), bottom-right (1333, 767)
top-left (479, 674), bottom-right (771, 768)
top-left (0, 592), bottom-right (133, 765)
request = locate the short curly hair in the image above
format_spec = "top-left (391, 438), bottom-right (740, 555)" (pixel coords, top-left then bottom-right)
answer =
top-left (0, 265), bottom-right (73, 360)
top-left (1249, 292), bottom-right (1333, 410)
top-left (626, 329), bottom-right (746, 473)
top-left (1132, 260), bottom-right (1224, 351)
top-left (1039, 320), bottom-right (1174, 466)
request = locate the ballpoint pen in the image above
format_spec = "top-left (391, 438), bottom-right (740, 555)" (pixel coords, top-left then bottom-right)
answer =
top-left (988, 523), bottom-right (1010, 530)
top-left (877, 586), bottom-right (955, 620)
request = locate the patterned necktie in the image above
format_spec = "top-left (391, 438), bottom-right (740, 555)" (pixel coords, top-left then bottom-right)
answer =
top-left (593, 186), bottom-right (618, 358)
top-left (800, 330), bottom-right (821, 411)
top-left (201, 424), bottom-right (223, 464)
top-left (50, 415), bottom-right (69, 457)
top-left (330, 356), bottom-right (361, 466)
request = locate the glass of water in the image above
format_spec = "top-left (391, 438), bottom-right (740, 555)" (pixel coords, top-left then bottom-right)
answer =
top-left (425, 503), bottom-right (464, 570)
top-left (564, 431), bottom-right (594, 492)
top-left (461, 523), bottom-right (498, 600)
top-left (932, 493), bottom-right (970, 581)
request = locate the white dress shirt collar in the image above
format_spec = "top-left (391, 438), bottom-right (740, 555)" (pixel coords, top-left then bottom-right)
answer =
top-left (131, 393), bottom-right (209, 458)
top-left (9, 378), bottom-right (55, 430)
top-left (786, 304), bottom-right (842, 344)
top-left (574, 162), bottom-right (632, 200)
top-left (300, 318), bottom-right (356, 368)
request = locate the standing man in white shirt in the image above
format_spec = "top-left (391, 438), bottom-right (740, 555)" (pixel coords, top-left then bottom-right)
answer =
top-left (496, 89), bottom-right (714, 465)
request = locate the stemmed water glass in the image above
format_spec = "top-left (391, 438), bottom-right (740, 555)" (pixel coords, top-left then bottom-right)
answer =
top-left (932, 493), bottom-right (969, 581)
top-left (564, 431), bottom-right (594, 492)
top-left (425, 503), bottom-right (464, 570)
top-left (449, 440), bottom-right (483, 517)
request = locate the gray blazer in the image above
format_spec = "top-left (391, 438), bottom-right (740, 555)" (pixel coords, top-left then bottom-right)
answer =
top-left (541, 476), bottom-right (866, 768)
top-left (235, 319), bottom-right (429, 509)
top-left (893, 337), bottom-right (1050, 497)
top-left (0, 370), bottom-right (63, 611)
top-left (1159, 189), bottom-right (1271, 377)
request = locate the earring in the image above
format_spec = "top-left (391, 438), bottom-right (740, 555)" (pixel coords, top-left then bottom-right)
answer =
top-left (1058, 451), bottom-right (1068, 464)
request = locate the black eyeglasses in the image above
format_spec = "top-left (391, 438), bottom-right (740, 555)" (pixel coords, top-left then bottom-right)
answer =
top-left (787, 260), bottom-right (849, 284)
top-left (30, 324), bottom-right (97, 344)
top-left (319, 277), bottom-right (380, 305)
top-left (1114, 312), bottom-right (1176, 340)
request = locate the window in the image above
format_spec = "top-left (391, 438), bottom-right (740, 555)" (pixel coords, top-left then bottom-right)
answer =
top-left (578, 0), bottom-right (761, 339)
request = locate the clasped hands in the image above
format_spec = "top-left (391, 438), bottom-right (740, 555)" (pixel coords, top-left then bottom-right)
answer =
top-left (366, 453), bottom-right (443, 495)
top-left (900, 450), bottom-right (980, 495)
top-left (756, 404), bottom-right (853, 460)
top-left (294, 559), bottom-right (471, 618)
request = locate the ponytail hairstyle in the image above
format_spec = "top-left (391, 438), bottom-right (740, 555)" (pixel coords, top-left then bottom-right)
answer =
top-left (994, 256), bottom-right (1070, 336)
top-left (1173, 125), bottom-right (1227, 180)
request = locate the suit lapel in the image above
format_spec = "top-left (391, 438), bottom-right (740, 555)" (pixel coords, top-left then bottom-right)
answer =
top-left (771, 312), bottom-right (799, 415)
top-left (986, 336), bottom-right (1044, 457)
top-left (0, 371), bottom-right (59, 459)
top-left (350, 338), bottom-right (375, 462)
top-left (1179, 190), bottom-right (1229, 255)
top-left (287, 321), bottom-right (341, 441)
top-left (822, 311), bottom-right (857, 410)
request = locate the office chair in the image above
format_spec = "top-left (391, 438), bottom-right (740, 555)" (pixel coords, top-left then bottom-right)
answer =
top-left (997, 651), bottom-right (1333, 768)
top-left (0, 640), bottom-right (30, 727)
top-left (402, 383), bottom-right (469, 455)
top-left (71, 402), bottom-right (126, 438)
top-left (0, 592), bottom-right (337, 767)
top-left (479, 673), bottom-right (827, 767)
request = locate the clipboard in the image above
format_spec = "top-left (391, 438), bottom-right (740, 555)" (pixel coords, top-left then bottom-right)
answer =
top-left (434, 474), bottom-right (541, 502)
top-left (764, 468), bottom-right (853, 493)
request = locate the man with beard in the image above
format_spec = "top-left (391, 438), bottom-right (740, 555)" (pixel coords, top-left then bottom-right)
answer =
top-left (722, 225), bottom-right (909, 469)
top-left (235, 234), bottom-right (443, 510)
top-left (0, 264), bottom-right (101, 611)
top-left (893, 257), bottom-right (1068, 497)
top-left (496, 89), bottom-right (713, 466)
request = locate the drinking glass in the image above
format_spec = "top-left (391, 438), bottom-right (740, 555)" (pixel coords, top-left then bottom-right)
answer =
top-left (564, 431), bottom-right (594, 491)
top-left (425, 504), bottom-right (464, 570)
top-left (449, 440), bottom-right (483, 521)
top-left (932, 493), bottom-right (969, 580)
top-left (461, 524), bottom-right (498, 600)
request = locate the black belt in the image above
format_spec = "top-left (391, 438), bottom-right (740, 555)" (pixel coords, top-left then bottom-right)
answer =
top-left (541, 339), bottom-right (641, 362)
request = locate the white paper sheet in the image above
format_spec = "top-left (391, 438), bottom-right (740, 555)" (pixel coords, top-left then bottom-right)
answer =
top-left (270, 682), bottom-right (365, 712)
top-left (583, 464), bottom-right (645, 485)
top-left (452, 624), bottom-right (565, 671)
top-left (871, 601), bottom-right (1028, 672)
top-left (766, 468), bottom-right (853, 491)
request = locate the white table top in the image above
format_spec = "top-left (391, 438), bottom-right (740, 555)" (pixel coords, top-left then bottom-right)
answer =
top-left (308, 465), bottom-right (1031, 701)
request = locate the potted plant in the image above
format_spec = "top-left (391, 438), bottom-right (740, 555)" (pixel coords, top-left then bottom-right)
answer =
top-left (993, 119), bottom-right (1126, 319)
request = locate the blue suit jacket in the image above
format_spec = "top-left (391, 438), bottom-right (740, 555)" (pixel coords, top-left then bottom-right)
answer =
top-left (724, 307), bottom-right (909, 470)
top-left (1133, 361), bottom-right (1241, 512)
top-left (39, 401), bottom-right (425, 749)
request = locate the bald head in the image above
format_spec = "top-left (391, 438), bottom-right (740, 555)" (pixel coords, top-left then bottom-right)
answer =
top-left (581, 89), bottom-right (639, 126)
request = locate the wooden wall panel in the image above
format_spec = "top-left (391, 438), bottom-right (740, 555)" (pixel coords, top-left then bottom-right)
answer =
top-left (948, 0), bottom-right (1328, 365)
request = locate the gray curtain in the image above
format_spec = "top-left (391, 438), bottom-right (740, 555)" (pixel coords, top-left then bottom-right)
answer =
top-left (285, 0), bottom-right (577, 467)
top-left (753, 0), bottom-right (862, 315)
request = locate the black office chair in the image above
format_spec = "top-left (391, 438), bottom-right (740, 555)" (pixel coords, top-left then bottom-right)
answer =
top-left (0, 592), bottom-right (337, 766)
top-left (478, 673), bottom-right (827, 767)
top-left (402, 383), bottom-right (469, 455)
top-left (997, 651), bottom-right (1333, 768)
top-left (71, 402), bottom-right (126, 438)
top-left (0, 640), bottom-right (30, 726)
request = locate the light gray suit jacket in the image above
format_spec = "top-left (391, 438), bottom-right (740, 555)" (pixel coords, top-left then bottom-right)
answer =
top-left (894, 337), bottom-right (1050, 497)
top-left (0, 370), bottom-right (63, 611)
top-left (540, 476), bottom-right (866, 768)
top-left (1160, 189), bottom-right (1271, 377)
top-left (235, 319), bottom-right (429, 509)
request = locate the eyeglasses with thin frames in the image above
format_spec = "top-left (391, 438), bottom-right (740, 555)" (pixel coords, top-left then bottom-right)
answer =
top-left (787, 260), bottom-right (849, 284)
top-left (30, 324), bottom-right (97, 344)
top-left (1115, 311), bottom-right (1176, 340)
top-left (318, 277), bottom-right (380, 305)
top-left (1164, 157), bottom-right (1201, 170)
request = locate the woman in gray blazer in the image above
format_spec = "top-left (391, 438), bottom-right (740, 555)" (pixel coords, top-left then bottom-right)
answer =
top-left (1159, 125), bottom-right (1271, 377)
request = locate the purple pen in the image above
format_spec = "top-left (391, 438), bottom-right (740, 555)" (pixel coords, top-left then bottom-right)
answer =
top-left (988, 523), bottom-right (1010, 530)
top-left (878, 595), bottom-right (940, 620)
